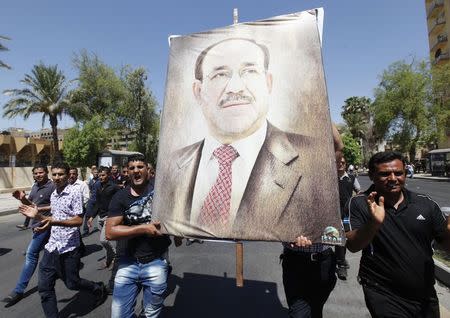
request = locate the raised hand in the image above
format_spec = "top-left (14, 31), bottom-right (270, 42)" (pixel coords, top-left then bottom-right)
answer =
top-left (19, 204), bottom-right (38, 219)
top-left (367, 191), bottom-right (385, 225)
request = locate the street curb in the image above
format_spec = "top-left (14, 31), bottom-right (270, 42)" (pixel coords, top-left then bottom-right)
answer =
top-left (412, 176), bottom-right (450, 182)
top-left (435, 258), bottom-right (450, 288)
top-left (0, 209), bottom-right (18, 217)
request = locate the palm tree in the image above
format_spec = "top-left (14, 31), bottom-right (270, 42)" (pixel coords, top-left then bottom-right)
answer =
top-left (0, 35), bottom-right (11, 69)
top-left (3, 63), bottom-right (73, 160)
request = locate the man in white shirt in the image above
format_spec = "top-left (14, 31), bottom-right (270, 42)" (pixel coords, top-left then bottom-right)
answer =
top-left (68, 168), bottom-right (90, 208)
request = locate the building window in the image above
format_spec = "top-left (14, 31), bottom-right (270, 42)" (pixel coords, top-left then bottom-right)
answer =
top-left (435, 48), bottom-right (442, 58)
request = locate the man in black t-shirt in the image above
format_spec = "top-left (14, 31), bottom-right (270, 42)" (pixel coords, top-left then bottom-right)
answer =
top-left (346, 151), bottom-right (450, 317)
top-left (106, 155), bottom-right (171, 318)
top-left (335, 156), bottom-right (360, 280)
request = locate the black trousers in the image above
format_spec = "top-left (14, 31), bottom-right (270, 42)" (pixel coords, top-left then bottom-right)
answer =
top-left (38, 247), bottom-right (99, 318)
top-left (282, 249), bottom-right (337, 318)
top-left (335, 245), bottom-right (347, 266)
top-left (362, 283), bottom-right (440, 318)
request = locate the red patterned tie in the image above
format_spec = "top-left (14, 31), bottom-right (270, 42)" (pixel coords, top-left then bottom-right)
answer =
top-left (198, 145), bottom-right (238, 229)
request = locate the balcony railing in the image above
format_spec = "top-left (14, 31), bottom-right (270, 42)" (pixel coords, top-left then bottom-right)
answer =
top-left (433, 51), bottom-right (450, 65)
top-left (431, 33), bottom-right (448, 51)
top-left (427, 0), bottom-right (444, 19)
top-left (429, 13), bottom-right (446, 34)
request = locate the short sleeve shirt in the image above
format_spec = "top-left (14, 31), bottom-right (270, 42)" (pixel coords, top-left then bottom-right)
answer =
top-left (347, 187), bottom-right (446, 300)
top-left (108, 185), bottom-right (170, 260)
top-left (45, 184), bottom-right (83, 254)
top-left (28, 180), bottom-right (55, 224)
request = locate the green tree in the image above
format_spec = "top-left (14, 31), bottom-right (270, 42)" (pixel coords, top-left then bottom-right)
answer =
top-left (70, 50), bottom-right (128, 127)
top-left (341, 96), bottom-right (380, 164)
top-left (63, 115), bottom-right (108, 168)
top-left (342, 134), bottom-right (362, 166)
top-left (3, 63), bottom-right (74, 160)
top-left (372, 60), bottom-right (431, 161)
top-left (122, 68), bottom-right (160, 165)
top-left (341, 96), bottom-right (371, 140)
top-left (0, 35), bottom-right (11, 70)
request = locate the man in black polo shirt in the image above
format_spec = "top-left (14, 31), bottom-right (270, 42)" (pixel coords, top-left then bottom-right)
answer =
top-left (2, 164), bottom-right (55, 307)
top-left (106, 155), bottom-right (171, 318)
top-left (346, 151), bottom-right (450, 317)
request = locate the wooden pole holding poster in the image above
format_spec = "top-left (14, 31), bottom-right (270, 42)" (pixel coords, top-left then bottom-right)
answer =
top-left (232, 7), bottom-right (244, 288)
top-left (236, 241), bottom-right (244, 287)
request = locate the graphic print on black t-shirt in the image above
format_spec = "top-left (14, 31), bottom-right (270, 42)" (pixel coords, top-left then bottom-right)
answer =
top-left (123, 190), bottom-right (153, 225)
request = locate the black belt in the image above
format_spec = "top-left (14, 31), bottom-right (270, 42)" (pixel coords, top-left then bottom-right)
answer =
top-left (134, 255), bottom-right (157, 264)
top-left (283, 247), bottom-right (333, 262)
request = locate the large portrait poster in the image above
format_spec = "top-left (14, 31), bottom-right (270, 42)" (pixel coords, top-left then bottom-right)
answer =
top-left (153, 9), bottom-right (343, 244)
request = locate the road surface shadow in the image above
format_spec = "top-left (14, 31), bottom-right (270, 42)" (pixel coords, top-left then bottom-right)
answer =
top-left (162, 272), bottom-right (287, 318)
top-left (81, 244), bottom-right (102, 258)
top-left (0, 248), bottom-right (12, 256)
top-left (58, 290), bottom-right (106, 318)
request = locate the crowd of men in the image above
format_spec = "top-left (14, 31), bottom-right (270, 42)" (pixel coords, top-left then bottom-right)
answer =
top-left (1, 150), bottom-right (448, 318)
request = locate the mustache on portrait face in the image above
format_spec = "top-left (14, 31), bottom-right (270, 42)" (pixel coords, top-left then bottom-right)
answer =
top-left (219, 93), bottom-right (254, 108)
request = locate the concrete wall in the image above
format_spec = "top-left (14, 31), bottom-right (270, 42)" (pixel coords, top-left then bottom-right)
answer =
top-left (0, 167), bottom-right (36, 189)
top-left (0, 166), bottom-right (93, 191)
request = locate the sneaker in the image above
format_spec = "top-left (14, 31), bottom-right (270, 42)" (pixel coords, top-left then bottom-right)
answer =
top-left (93, 282), bottom-right (107, 307)
top-left (2, 291), bottom-right (24, 307)
top-left (16, 225), bottom-right (28, 230)
top-left (336, 266), bottom-right (348, 281)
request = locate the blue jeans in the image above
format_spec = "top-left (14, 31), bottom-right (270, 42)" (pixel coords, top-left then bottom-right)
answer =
top-left (14, 229), bottom-right (50, 294)
top-left (111, 256), bottom-right (168, 318)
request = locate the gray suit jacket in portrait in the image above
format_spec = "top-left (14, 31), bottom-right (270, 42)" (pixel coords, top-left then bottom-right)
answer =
top-left (158, 122), bottom-right (340, 242)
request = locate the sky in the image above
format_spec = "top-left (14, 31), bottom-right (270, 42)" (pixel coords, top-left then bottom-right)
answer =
top-left (0, 0), bottom-right (430, 131)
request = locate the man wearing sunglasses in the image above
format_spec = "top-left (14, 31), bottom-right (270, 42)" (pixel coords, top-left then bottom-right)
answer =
top-left (346, 151), bottom-right (450, 317)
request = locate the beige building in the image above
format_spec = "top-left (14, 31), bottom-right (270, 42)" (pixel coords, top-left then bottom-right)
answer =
top-left (426, 0), bottom-right (450, 66)
top-left (425, 0), bottom-right (450, 148)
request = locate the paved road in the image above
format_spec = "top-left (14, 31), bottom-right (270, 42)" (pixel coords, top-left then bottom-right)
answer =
top-left (0, 176), bottom-right (449, 317)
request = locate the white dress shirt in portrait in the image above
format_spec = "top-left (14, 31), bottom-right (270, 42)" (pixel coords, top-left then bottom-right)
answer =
top-left (191, 121), bottom-right (268, 227)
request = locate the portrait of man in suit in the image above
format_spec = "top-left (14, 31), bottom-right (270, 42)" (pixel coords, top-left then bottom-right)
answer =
top-left (154, 11), bottom-right (342, 242)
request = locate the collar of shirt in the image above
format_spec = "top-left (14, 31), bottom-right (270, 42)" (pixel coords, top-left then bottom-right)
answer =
top-left (339, 172), bottom-right (350, 180)
top-left (36, 179), bottom-right (52, 189)
top-left (53, 183), bottom-right (72, 197)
